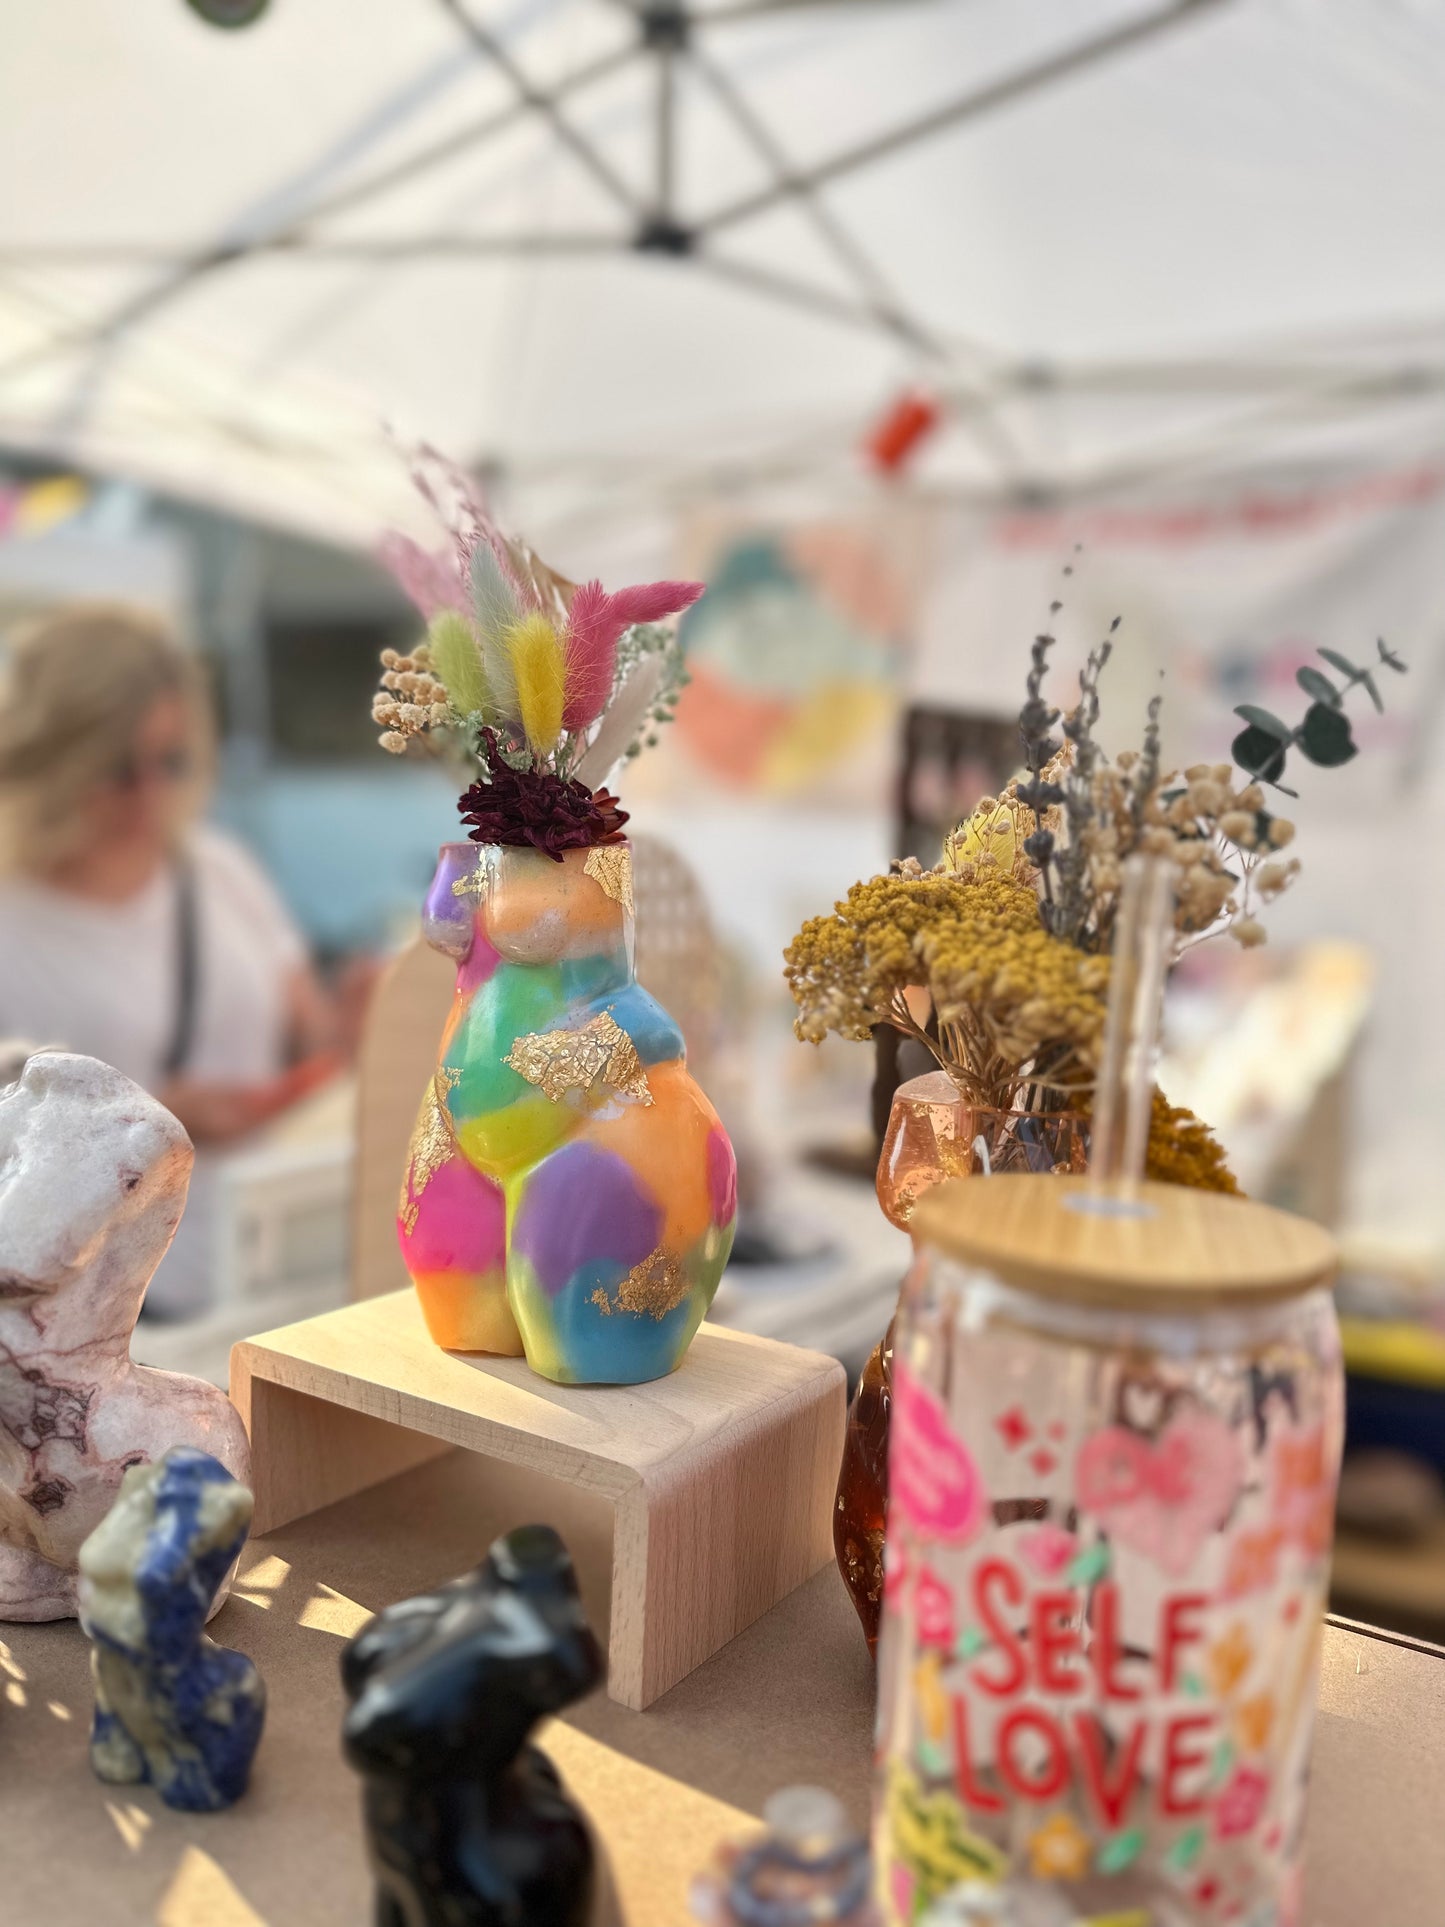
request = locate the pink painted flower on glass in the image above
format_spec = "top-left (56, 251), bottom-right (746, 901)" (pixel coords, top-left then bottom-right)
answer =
top-left (1020, 1523), bottom-right (1077, 1579)
top-left (1214, 1765), bottom-right (1270, 1840)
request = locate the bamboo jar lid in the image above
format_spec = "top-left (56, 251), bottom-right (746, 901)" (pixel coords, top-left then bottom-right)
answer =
top-left (911, 1175), bottom-right (1337, 1312)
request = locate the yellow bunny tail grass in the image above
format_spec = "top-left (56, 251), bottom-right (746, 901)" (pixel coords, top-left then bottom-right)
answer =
top-left (505, 611), bottom-right (566, 756)
top-left (428, 610), bottom-right (490, 718)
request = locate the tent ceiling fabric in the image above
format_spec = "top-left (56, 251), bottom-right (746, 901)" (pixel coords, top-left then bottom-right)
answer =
top-left (2, 0), bottom-right (1445, 545)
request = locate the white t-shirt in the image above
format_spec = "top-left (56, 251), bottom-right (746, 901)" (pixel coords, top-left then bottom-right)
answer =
top-left (0, 824), bottom-right (306, 1314)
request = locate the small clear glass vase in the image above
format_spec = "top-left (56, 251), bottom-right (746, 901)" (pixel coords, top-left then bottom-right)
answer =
top-left (834, 1074), bottom-right (1084, 1653)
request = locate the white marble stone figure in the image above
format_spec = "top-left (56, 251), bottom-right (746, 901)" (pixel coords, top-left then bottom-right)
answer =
top-left (0, 1053), bottom-right (250, 1620)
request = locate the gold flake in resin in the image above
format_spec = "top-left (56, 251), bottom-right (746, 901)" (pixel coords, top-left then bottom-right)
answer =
top-left (583, 845), bottom-right (634, 916)
top-left (398, 1069), bottom-right (460, 1234)
top-left (451, 862), bottom-right (487, 900)
top-left (590, 1249), bottom-right (687, 1321)
top-left (618, 1249), bottom-right (687, 1319)
top-left (504, 1011), bottom-right (652, 1106)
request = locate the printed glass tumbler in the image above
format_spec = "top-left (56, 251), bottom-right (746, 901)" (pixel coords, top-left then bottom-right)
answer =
top-left (872, 1175), bottom-right (1342, 1927)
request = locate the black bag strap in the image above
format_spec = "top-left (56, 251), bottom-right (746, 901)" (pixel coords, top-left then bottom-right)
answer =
top-left (160, 855), bottom-right (199, 1079)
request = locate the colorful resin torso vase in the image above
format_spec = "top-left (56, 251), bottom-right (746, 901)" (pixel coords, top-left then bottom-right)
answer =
top-left (398, 839), bottom-right (738, 1385)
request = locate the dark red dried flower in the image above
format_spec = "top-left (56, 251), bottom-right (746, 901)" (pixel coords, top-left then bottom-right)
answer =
top-left (458, 737), bottom-right (628, 859)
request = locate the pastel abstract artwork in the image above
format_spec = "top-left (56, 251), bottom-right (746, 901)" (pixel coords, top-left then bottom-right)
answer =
top-left (79, 1447), bottom-right (265, 1812)
top-left (0, 1054), bottom-right (251, 1621)
top-left (397, 841), bottom-right (737, 1384)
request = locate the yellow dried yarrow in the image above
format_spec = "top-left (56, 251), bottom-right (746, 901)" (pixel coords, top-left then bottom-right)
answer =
top-left (783, 866), bottom-right (1098, 1087)
top-left (1143, 1090), bottom-right (1240, 1192)
top-left (919, 902), bottom-right (1110, 1073)
top-left (784, 871), bottom-right (994, 1044)
top-left (1075, 1087), bottom-right (1240, 1193)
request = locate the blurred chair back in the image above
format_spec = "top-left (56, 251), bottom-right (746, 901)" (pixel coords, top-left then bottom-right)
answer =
top-left (630, 833), bottom-right (723, 1083)
top-left (351, 937), bottom-right (453, 1301)
top-left (350, 832), bottom-right (723, 1302)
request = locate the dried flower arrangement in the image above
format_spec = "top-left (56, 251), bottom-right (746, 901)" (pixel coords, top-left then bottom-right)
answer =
top-left (374, 450), bottom-right (702, 855)
top-left (785, 602), bottom-right (1406, 1190)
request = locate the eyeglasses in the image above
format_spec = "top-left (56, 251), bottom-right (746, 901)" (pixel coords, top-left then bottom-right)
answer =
top-left (106, 746), bottom-right (194, 790)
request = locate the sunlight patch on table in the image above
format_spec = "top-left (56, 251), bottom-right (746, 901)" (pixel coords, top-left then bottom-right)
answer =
top-left (156, 1846), bottom-right (267, 1926)
top-left (233, 1553), bottom-right (293, 1609)
top-left (543, 1723), bottom-right (753, 1927)
top-left (105, 1801), bottom-right (151, 1852)
top-left (297, 1582), bottom-right (373, 1638)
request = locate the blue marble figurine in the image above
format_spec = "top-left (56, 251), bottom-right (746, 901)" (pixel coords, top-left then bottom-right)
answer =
top-left (342, 1524), bottom-right (603, 1927)
top-left (78, 1446), bottom-right (264, 1812)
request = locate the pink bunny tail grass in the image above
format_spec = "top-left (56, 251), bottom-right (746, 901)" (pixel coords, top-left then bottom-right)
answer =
top-left (607, 579), bottom-right (707, 627)
top-left (375, 532), bottom-right (468, 620)
top-left (561, 578), bottom-right (705, 731)
top-left (560, 580), bottom-right (617, 732)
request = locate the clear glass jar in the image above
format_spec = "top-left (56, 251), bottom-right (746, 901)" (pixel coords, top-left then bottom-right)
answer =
top-left (873, 1178), bottom-right (1342, 1927)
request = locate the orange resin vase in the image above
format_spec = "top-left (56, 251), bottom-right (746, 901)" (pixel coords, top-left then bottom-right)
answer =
top-left (833, 1073), bottom-right (1083, 1651)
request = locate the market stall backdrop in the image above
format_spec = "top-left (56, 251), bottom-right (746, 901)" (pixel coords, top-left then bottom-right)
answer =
top-left (2, 0), bottom-right (1445, 1251)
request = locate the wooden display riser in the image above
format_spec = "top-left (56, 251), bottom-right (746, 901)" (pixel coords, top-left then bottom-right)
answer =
top-left (229, 1290), bottom-right (846, 1710)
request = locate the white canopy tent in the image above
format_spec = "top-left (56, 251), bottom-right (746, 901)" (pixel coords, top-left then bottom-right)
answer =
top-left (2, 0), bottom-right (1445, 547)
top-left (6, 0), bottom-right (1445, 1256)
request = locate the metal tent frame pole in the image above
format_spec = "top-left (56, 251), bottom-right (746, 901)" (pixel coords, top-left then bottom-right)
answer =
top-left (0, 0), bottom-right (1234, 440)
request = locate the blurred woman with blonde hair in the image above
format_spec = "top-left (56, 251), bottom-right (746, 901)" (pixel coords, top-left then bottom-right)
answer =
top-left (0, 605), bottom-right (344, 1316)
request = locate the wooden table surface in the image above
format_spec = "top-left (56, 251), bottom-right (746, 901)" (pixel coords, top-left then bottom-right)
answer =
top-left (3, 1449), bottom-right (1443, 1926)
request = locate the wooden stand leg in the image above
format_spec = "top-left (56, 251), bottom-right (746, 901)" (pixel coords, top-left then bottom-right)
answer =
top-left (236, 1376), bottom-right (451, 1536)
top-left (607, 1368), bottom-right (841, 1711)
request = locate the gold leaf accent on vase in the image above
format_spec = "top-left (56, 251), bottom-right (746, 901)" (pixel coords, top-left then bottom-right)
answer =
top-left (590, 1249), bottom-right (688, 1321)
top-left (451, 862), bottom-right (487, 900)
top-left (583, 844), bottom-right (634, 916)
top-left (618, 1248), bottom-right (687, 1319)
top-left (398, 1068), bottom-right (460, 1234)
top-left (504, 1011), bottom-right (653, 1106)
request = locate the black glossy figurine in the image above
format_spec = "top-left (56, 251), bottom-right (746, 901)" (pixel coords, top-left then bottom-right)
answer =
top-left (341, 1524), bottom-right (604, 1927)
